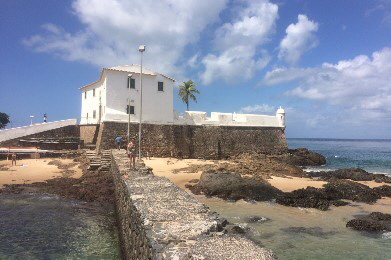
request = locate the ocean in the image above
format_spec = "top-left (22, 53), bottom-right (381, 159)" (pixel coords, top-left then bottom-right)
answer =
top-left (287, 138), bottom-right (391, 175)
top-left (199, 138), bottom-right (391, 260)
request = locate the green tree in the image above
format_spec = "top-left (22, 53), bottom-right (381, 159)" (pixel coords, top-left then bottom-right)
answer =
top-left (178, 80), bottom-right (200, 111)
top-left (0, 112), bottom-right (10, 129)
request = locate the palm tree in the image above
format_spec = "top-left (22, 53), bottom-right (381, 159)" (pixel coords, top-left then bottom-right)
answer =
top-left (178, 80), bottom-right (200, 111)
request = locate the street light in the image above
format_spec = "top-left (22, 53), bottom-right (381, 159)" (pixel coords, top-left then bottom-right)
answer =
top-left (127, 74), bottom-right (133, 143)
top-left (138, 44), bottom-right (146, 161)
top-left (30, 115), bottom-right (34, 125)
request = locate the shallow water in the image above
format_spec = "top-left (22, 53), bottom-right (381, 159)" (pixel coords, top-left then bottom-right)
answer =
top-left (199, 196), bottom-right (391, 260)
top-left (0, 192), bottom-right (121, 259)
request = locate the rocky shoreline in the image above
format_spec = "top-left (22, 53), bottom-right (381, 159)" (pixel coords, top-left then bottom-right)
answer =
top-left (185, 148), bottom-right (391, 234)
top-left (0, 152), bottom-right (116, 204)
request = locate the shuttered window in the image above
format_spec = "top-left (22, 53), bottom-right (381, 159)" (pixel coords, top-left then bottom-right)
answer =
top-left (126, 105), bottom-right (135, 114)
top-left (158, 81), bottom-right (163, 91)
top-left (128, 77), bottom-right (135, 89)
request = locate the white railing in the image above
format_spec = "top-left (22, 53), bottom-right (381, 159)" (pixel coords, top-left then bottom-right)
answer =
top-left (0, 119), bottom-right (77, 142)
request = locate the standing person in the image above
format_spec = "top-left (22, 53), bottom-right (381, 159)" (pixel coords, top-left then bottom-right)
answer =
top-left (43, 113), bottom-right (47, 123)
top-left (11, 153), bottom-right (17, 166)
top-left (127, 138), bottom-right (136, 168)
top-left (115, 135), bottom-right (122, 150)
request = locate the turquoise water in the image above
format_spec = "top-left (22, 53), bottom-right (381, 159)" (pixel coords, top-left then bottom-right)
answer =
top-left (0, 192), bottom-right (121, 259)
top-left (287, 138), bottom-right (391, 174)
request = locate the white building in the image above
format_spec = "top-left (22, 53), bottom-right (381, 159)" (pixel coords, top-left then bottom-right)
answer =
top-left (80, 65), bottom-right (285, 128)
top-left (80, 65), bottom-right (175, 125)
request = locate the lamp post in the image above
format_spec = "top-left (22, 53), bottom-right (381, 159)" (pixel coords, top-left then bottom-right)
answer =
top-left (127, 74), bottom-right (133, 143)
top-left (30, 115), bottom-right (34, 125)
top-left (138, 44), bottom-right (146, 161)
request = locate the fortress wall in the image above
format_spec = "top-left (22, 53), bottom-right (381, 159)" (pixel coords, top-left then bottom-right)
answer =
top-left (99, 122), bottom-right (287, 158)
top-left (110, 150), bottom-right (277, 259)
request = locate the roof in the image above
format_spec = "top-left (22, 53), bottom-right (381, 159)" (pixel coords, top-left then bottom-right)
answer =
top-left (80, 64), bottom-right (175, 90)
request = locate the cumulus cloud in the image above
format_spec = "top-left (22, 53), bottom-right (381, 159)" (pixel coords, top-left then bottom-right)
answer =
top-left (200, 0), bottom-right (278, 85)
top-left (23, 0), bottom-right (228, 77)
top-left (265, 47), bottom-right (391, 126)
top-left (278, 14), bottom-right (318, 64)
top-left (239, 104), bottom-right (276, 114)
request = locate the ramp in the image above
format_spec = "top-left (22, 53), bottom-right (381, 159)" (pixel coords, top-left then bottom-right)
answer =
top-left (0, 119), bottom-right (77, 143)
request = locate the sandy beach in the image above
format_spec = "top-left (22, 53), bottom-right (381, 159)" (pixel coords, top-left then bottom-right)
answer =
top-left (0, 158), bottom-right (82, 188)
top-left (144, 157), bottom-right (391, 211)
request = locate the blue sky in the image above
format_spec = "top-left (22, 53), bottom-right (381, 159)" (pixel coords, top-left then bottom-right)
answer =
top-left (1, 0), bottom-right (391, 139)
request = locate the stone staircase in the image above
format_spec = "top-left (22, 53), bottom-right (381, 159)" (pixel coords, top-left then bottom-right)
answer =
top-left (85, 149), bottom-right (111, 172)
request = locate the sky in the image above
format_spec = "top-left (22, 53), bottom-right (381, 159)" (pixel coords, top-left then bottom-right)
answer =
top-left (1, 0), bottom-right (391, 139)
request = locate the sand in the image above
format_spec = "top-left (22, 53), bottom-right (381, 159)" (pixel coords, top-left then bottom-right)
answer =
top-left (0, 158), bottom-right (82, 188)
top-left (144, 157), bottom-right (330, 191)
top-left (144, 157), bottom-right (391, 192)
top-left (144, 157), bottom-right (215, 189)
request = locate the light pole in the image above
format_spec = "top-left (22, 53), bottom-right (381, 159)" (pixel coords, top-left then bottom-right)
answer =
top-left (138, 45), bottom-right (146, 161)
top-left (127, 74), bottom-right (133, 143)
top-left (30, 115), bottom-right (34, 125)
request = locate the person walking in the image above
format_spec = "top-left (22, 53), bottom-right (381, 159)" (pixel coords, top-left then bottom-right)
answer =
top-left (115, 135), bottom-right (122, 150)
top-left (127, 138), bottom-right (136, 168)
top-left (11, 153), bottom-right (17, 166)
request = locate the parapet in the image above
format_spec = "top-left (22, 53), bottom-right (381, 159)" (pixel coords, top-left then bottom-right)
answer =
top-left (174, 109), bottom-right (285, 128)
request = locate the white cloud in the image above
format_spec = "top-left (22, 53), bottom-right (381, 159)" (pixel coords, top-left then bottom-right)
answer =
top-left (239, 104), bottom-right (276, 114)
top-left (278, 14), bottom-right (318, 64)
top-left (200, 0), bottom-right (278, 85)
top-left (23, 0), bottom-right (228, 77)
top-left (263, 66), bottom-right (316, 85)
top-left (264, 47), bottom-right (391, 126)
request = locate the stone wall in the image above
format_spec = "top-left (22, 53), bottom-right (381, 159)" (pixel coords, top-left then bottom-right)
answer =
top-left (100, 122), bottom-right (287, 158)
top-left (79, 124), bottom-right (100, 144)
top-left (0, 125), bottom-right (80, 149)
top-left (100, 122), bottom-right (288, 159)
top-left (111, 150), bottom-right (277, 259)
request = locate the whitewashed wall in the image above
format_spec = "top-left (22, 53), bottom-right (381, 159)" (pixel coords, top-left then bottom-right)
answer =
top-left (103, 70), bottom-right (174, 124)
top-left (80, 73), bottom-right (105, 125)
top-left (174, 111), bottom-right (285, 127)
top-left (0, 119), bottom-right (77, 143)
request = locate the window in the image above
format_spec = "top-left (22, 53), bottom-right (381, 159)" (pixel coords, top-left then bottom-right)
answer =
top-left (84, 92), bottom-right (87, 99)
top-left (93, 89), bottom-right (95, 97)
top-left (126, 105), bottom-right (134, 114)
top-left (158, 81), bottom-right (164, 91)
top-left (86, 112), bottom-right (89, 119)
top-left (128, 77), bottom-right (135, 89)
top-left (93, 110), bottom-right (96, 119)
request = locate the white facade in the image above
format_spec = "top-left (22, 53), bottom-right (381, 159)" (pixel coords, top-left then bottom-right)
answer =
top-left (174, 109), bottom-right (285, 128)
top-left (80, 65), bottom-right (175, 125)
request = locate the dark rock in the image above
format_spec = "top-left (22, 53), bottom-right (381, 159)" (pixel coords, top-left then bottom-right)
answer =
top-left (244, 216), bottom-right (270, 224)
top-left (307, 168), bottom-right (391, 183)
top-left (276, 187), bottom-right (331, 211)
top-left (324, 179), bottom-right (381, 203)
top-left (346, 212), bottom-right (391, 232)
top-left (226, 224), bottom-right (248, 234)
top-left (196, 172), bottom-right (284, 201)
top-left (331, 200), bottom-right (350, 207)
top-left (373, 185), bottom-right (391, 197)
top-left (374, 174), bottom-right (391, 183)
top-left (280, 226), bottom-right (337, 238)
top-left (332, 168), bottom-right (373, 181)
top-left (284, 148), bottom-right (326, 166)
